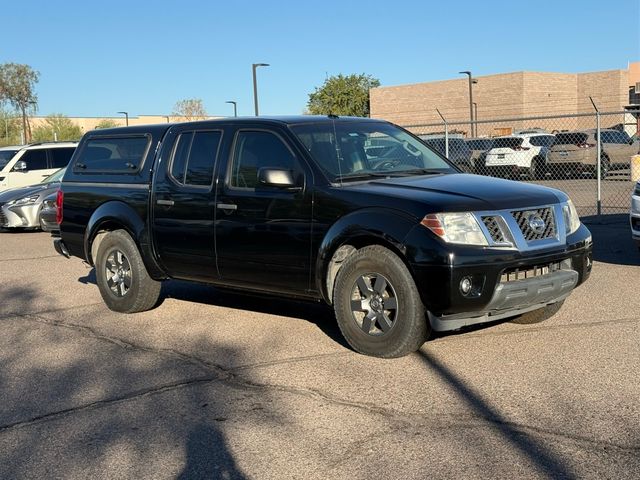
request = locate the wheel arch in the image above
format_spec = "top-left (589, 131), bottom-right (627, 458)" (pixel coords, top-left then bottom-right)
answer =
top-left (315, 208), bottom-right (418, 305)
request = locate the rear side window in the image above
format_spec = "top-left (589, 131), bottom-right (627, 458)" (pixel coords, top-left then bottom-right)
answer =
top-left (600, 131), bottom-right (630, 144)
top-left (170, 130), bottom-right (222, 187)
top-left (76, 136), bottom-right (150, 172)
top-left (50, 147), bottom-right (76, 168)
top-left (16, 149), bottom-right (48, 170)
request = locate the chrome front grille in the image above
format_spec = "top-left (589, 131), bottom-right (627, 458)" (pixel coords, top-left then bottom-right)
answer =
top-left (511, 207), bottom-right (556, 241)
top-left (482, 216), bottom-right (506, 243)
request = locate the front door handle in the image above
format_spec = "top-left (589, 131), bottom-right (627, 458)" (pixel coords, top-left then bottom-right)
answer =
top-left (216, 203), bottom-right (237, 211)
top-left (156, 199), bottom-right (175, 206)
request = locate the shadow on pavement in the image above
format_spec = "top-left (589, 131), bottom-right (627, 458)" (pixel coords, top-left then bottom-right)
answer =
top-left (417, 349), bottom-right (575, 478)
top-left (0, 285), bottom-right (259, 478)
top-left (582, 214), bottom-right (639, 266)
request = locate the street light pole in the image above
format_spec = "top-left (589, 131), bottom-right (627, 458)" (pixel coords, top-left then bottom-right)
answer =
top-left (226, 101), bottom-right (238, 117)
top-left (459, 71), bottom-right (475, 137)
top-left (117, 111), bottom-right (129, 126)
top-left (252, 63), bottom-right (269, 116)
top-left (473, 102), bottom-right (478, 128)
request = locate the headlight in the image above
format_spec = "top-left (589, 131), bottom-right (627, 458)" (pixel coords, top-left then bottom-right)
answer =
top-left (7, 194), bottom-right (39, 207)
top-left (562, 199), bottom-right (580, 235)
top-left (421, 212), bottom-right (488, 246)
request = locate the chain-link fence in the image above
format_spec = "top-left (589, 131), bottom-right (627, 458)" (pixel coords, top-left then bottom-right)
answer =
top-left (404, 110), bottom-right (640, 219)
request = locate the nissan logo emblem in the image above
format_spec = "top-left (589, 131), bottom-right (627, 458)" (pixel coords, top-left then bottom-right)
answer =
top-left (528, 215), bottom-right (546, 234)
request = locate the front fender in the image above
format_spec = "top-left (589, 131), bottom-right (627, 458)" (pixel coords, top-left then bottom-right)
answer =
top-left (314, 207), bottom-right (418, 303)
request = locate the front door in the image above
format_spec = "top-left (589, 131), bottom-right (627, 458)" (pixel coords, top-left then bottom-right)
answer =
top-left (152, 126), bottom-right (224, 280)
top-left (214, 128), bottom-right (313, 294)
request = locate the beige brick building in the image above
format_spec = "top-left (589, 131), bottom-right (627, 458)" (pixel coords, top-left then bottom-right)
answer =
top-left (370, 63), bottom-right (639, 136)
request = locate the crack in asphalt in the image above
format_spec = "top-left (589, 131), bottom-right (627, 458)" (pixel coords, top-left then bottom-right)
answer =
top-left (0, 255), bottom-right (59, 263)
top-left (0, 302), bottom-right (106, 320)
top-left (2, 310), bottom-right (637, 455)
top-left (0, 376), bottom-right (218, 433)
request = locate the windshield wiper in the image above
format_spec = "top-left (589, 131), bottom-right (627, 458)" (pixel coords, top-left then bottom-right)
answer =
top-left (333, 172), bottom-right (396, 182)
top-left (383, 168), bottom-right (447, 177)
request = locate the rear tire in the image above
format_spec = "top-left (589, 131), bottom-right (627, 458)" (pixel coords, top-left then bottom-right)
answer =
top-left (332, 245), bottom-right (429, 357)
top-left (509, 300), bottom-right (564, 325)
top-left (95, 229), bottom-right (161, 313)
top-left (530, 156), bottom-right (546, 180)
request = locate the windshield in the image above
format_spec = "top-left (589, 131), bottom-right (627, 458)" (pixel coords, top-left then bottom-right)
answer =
top-left (0, 149), bottom-right (18, 169)
top-left (41, 167), bottom-right (66, 184)
top-left (290, 121), bottom-right (455, 182)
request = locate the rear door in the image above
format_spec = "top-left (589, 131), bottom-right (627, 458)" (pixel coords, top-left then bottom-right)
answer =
top-left (213, 126), bottom-right (313, 294)
top-left (151, 125), bottom-right (225, 280)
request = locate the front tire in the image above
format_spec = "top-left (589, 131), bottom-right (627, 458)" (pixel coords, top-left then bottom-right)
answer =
top-left (95, 229), bottom-right (161, 313)
top-left (332, 245), bottom-right (429, 357)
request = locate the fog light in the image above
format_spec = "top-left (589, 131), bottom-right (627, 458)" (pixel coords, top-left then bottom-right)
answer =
top-left (460, 277), bottom-right (473, 296)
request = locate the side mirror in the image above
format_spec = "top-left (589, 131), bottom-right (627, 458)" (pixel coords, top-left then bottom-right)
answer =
top-left (257, 167), bottom-right (300, 190)
top-left (13, 160), bottom-right (27, 172)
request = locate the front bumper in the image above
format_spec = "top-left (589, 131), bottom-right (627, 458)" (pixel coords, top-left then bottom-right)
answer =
top-left (408, 224), bottom-right (592, 331)
top-left (428, 268), bottom-right (578, 331)
top-left (0, 202), bottom-right (41, 229)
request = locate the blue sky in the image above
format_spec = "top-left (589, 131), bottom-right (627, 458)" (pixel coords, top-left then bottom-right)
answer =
top-left (2, 0), bottom-right (639, 118)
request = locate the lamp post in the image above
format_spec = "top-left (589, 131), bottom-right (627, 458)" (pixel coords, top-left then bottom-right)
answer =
top-left (164, 115), bottom-right (170, 123)
top-left (459, 71), bottom-right (476, 137)
top-left (226, 101), bottom-right (238, 117)
top-left (473, 102), bottom-right (478, 133)
top-left (252, 63), bottom-right (269, 116)
top-left (117, 111), bottom-right (129, 126)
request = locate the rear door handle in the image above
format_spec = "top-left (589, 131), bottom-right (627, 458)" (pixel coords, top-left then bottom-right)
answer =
top-left (216, 203), bottom-right (237, 211)
top-left (156, 199), bottom-right (175, 206)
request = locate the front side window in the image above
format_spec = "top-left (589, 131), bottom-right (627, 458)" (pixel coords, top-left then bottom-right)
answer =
top-left (77, 136), bottom-right (150, 171)
top-left (169, 130), bottom-right (222, 187)
top-left (291, 121), bottom-right (455, 182)
top-left (230, 131), bottom-right (299, 189)
top-left (16, 149), bottom-right (47, 170)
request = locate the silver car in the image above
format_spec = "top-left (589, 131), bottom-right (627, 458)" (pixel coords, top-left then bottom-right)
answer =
top-left (0, 168), bottom-right (65, 230)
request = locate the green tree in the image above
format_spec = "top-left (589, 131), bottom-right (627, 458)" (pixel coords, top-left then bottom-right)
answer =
top-left (172, 98), bottom-right (207, 121)
top-left (0, 63), bottom-right (39, 141)
top-left (31, 114), bottom-right (83, 142)
top-left (0, 108), bottom-right (21, 146)
top-left (307, 73), bottom-right (380, 117)
top-left (95, 119), bottom-right (119, 129)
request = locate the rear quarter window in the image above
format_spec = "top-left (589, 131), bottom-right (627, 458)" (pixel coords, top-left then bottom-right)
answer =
top-left (74, 135), bottom-right (150, 173)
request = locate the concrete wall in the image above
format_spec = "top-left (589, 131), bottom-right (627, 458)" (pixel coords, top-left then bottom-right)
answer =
top-left (370, 64), bottom-right (637, 135)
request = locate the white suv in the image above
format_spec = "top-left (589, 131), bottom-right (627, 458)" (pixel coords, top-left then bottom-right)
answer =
top-left (480, 133), bottom-right (555, 179)
top-left (0, 142), bottom-right (77, 192)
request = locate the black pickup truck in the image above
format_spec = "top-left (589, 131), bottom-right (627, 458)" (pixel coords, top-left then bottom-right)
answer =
top-left (53, 116), bottom-right (592, 357)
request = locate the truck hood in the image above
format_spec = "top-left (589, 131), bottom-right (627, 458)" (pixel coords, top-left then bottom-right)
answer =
top-left (342, 173), bottom-right (566, 212)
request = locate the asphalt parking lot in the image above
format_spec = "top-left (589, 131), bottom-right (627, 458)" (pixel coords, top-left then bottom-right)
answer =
top-left (0, 220), bottom-right (638, 479)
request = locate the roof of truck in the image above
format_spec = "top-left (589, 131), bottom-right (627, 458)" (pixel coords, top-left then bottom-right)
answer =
top-left (88, 115), bottom-right (386, 136)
